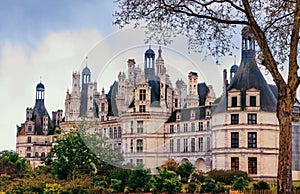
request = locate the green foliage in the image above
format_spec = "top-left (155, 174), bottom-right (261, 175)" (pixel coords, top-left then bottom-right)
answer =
top-left (178, 162), bottom-right (195, 183)
top-left (44, 183), bottom-right (63, 194)
top-left (232, 176), bottom-right (248, 191)
top-left (207, 169), bottom-right (251, 185)
top-left (153, 167), bottom-right (182, 193)
top-left (110, 167), bottom-right (130, 192)
top-left (253, 181), bottom-right (270, 190)
top-left (200, 178), bottom-right (216, 193)
top-left (187, 182), bottom-right (198, 193)
top-left (110, 179), bottom-right (122, 193)
top-left (191, 169), bottom-right (206, 183)
top-left (127, 164), bottom-right (151, 192)
top-left (0, 150), bottom-right (30, 178)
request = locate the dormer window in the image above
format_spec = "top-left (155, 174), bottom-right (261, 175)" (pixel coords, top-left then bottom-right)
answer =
top-left (232, 97), bottom-right (237, 107)
top-left (227, 88), bottom-right (241, 111)
top-left (191, 110), bottom-right (195, 120)
top-left (139, 89), bottom-right (146, 101)
top-left (250, 96), bottom-right (256, 107)
top-left (246, 88), bottom-right (260, 111)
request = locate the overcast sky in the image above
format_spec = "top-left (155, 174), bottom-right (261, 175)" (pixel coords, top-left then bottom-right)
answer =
top-left (0, 1), bottom-right (281, 151)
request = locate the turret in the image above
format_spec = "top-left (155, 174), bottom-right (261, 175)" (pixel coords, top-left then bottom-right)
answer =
top-left (144, 46), bottom-right (155, 80)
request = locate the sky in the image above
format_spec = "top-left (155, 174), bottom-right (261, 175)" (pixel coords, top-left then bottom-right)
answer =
top-left (0, 1), bottom-right (279, 151)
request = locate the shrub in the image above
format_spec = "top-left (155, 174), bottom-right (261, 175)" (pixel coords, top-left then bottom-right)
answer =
top-left (253, 181), bottom-right (270, 190)
top-left (207, 169), bottom-right (251, 185)
top-left (232, 176), bottom-right (248, 191)
top-left (200, 178), bottom-right (216, 193)
top-left (187, 182), bottom-right (198, 193)
top-left (191, 169), bottom-right (206, 183)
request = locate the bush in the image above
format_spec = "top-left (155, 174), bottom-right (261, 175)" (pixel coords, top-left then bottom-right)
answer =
top-left (187, 182), bottom-right (198, 193)
top-left (200, 178), bottom-right (216, 193)
top-left (253, 181), bottom-right (270, 190)
top-left (191, 169), bottom-right (206, 183)
top-left (178, 162), bottom-right (195, 183)
top-left (110, 179), bottom-right (122, 193)
top-left (232, 176), bottom-right (248, 191)
top-left (207, 169), bottom-right (251, 185)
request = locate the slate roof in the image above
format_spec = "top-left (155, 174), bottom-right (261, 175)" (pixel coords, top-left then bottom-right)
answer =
top-left (213, 50), bottom-right (277, 114)
top-left (166, 106), bottom-right (207, 123)
top-left (107, 81), bottom-right (119, 116)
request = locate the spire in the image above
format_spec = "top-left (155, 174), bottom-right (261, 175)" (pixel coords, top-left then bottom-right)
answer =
top-left (158, 46), bottom-right (162, 58)
top-left (85, 56), bottom-right (88, 67)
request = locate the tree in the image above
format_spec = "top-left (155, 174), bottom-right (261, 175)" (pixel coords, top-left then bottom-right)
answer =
top-left (114, 1), bottom-right (300, 193)
top-left (126, 164), bottom-right (151, 192)
top-left (232, 176), bottom-right (249, 192)
top-left (0, 150), bottom-right (30, 178)
top-left (153, 167), bottom-right (182, 193)
top-left (178, 161), bottom-right (195, 183)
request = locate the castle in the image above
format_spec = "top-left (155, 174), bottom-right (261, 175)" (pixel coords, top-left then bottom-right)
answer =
top-left (16, 27), bottom-right (300, 180)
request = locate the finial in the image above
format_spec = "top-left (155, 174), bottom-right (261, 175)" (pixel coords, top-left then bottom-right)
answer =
top-left (234, 55), bottom-right (236, 65)
top-left (40, 76), bottom-right (42, 83)
top-left (158, 46), bottom-right (162, 57)
top-left (85, 56), bottom-right (88, 67)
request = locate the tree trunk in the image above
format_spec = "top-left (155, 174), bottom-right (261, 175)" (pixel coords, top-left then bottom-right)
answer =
top-left (277, 88), bottom-right (294, 194)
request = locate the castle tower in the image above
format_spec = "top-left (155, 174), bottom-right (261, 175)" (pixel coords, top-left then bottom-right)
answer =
top-left (127, 59), bottom-right (136, 83)
top-left (156, 46), bottom-right (166, 76)
top-left (186, 72), bottom-right (199, 108)
top-left (79, 65), bottom-right (91, 117)
top-left (144, 46), bottom-right (155, 80)
top-left (175, 79), bottom-right (187, 108)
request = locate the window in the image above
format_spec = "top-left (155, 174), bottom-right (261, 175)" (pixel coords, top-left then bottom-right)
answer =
top-left (114, 127), bottom-right (117, 139)
top-left (248, 157), bottom-right (257, 174)
top-left (137, 121), bottom-right (143, 133)
top-left (231, 114), bottom-right (239, 124)
top-left (248, 114), bottom-right (257, 124)
top-left (174, 98), bottom-right (178, 108)
top-left (139, 105), bottom-right (146, 112)
top-left (250, 96), bottom-right (256, 107)
top-left (207, 121), bottom-right (210, 130)
top-left (137, 139), bottom-right (143, 153)
top-left (199, 122), bottom-right (203, 131)
top-left (109, 128), bottom-right (113, 138)
top-left (26, 153), bottom-right (31, 158)
top-left (191, 138), bottom-right (195, 152)
top-left (184, 139), bottom-right (188, 152)
top-left (248, 132), bottom-right (257, 148)
top-left (35, 152), bottom-right (38, 158)
top-left (139, 89), bottom-right (146, 101)
top-left (137, 159), bottom-right (143, 165)
top-left (118, 127), bottom-right (122, 138)
top-left (232, 96), bottom-right (237, 107)
top-left (101, 103), bottom-right (105, 112)
top-left (170, 139), bottom-right (174, 153)
top-left (191, 123), bottom-right (195, 132)
top-left (130, 121), bottom-right (133, 134)
top-left (26, 146), bottom-right (31, 151)
top-left (177, 139), bottom-right (180, 152)
top-left (28, 126), bottom-right (32, 132)
top-left (198, 137), bottom-right (203, 152)
top-left (177, 124), bottom-right (180, 133)
top-left (101, 116), bottom-right (104, 121)
top-left (184, 123), bottom-right (188, 132)
top-left (41, 152), bottom-right (46, 158)
top-left (231, 132), bottom-right (239, 148)
top-left (130, 139), bottom-right (133, 153)
top-left (27, 136), bottom-right (31, 143)
top-left (170, 125), bottom-right (174, 133)
top-left (231, 157), bottom-right (239, 170)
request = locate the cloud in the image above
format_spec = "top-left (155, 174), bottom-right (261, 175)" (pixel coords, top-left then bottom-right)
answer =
top-left (0, 30), bottom-right (102, 150)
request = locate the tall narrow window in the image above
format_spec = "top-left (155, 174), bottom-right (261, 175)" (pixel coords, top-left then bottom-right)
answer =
top-left (118, 127), bottom-right (122, 138)
top-left (248, 132), bottom-right (257, 148)
top-left (199, 122), bottom-right (203, 131)
top-left (231, 157), bottom-right (239, 170)
top-left (191, 123), bottom-right (195, 132)
top-left (137, 121), bottom-right (143, 133)
top-left (139, 89), bottom-right (146, 101)
top-left (101, 103), bottom-right (105, 112)
top-left (139, 105), bottom-right (146, 112)
top-left (232, 96), bottom-right (238, 107)
top-left (136, 159), bottom-right (143, 165)
top-left (27, 136), bottom-right (31, 143)
top-left (114, 127), bottom-right (117, 139)
top-left (109, 128), bottom-right (113, 138)
top-left (184, 123), bottom-right (188, 132)
top-left (250, 96), bottom-right (256, 107)
top-left (191, 138), bottom-right (195, 152)
top-left (177, 124), bottom-right (180, 133)
top-left (184, 139), bottom-right (188, 152)
top-left (198, 137), bottom-right (203, 152)
top-left (137, 139), bottom-right (143, 152)
top-left (248, 114), bottom-right (257, 124)
top-left (231, 114), bottom-right (239, 124)
top-left (174, 98), bottom-right (178, 108)
top-left (130, 121), bottom-right (133, 134)
top-left (177, 139), bottom-right (181, 153)
top-left (170, 139), bottom-right (174, 153)
top-left (248, 157), bottom-right (257, 174)
top-left (130, 139), bottom-right (133, 153)
top-left (207, 121), bottom-right (210, 130)
top-left (170, 125), bottom-right (174, 133)
top-left (231, 132), bottom-right (239, 148)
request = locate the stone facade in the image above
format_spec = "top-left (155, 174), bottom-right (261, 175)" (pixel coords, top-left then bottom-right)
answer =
top-left (16, 29), bottom-right (300, 180)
